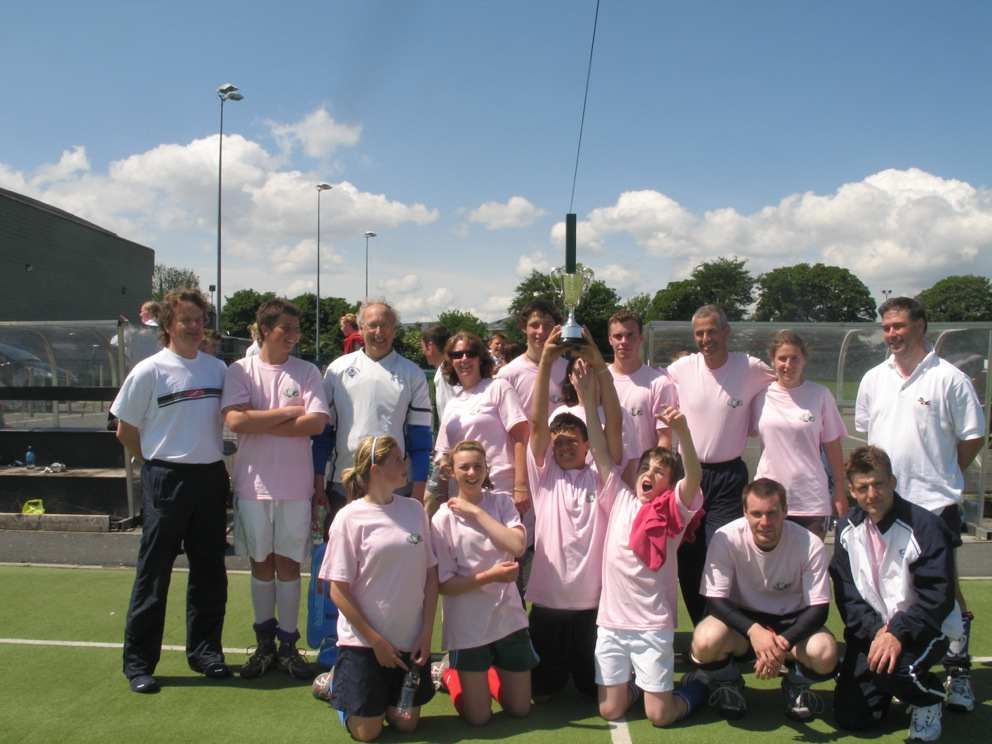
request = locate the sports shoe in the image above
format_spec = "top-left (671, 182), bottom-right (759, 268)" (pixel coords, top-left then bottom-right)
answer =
top-left (241, 641), bottom-right (277, 679)
top-left (278, 642), bottom-right (314, 680)
top-left (128, 674), bottom-right (160, 694)
top-left (908, 702), bottom-right (942, 742)
top-left (708, 678), bottom-right (747, 720)
top-left (945, 671), bottom-right (975, 713)
top-left (431, 655), bottom-right (450, 692)
top-left (189, 655), bottom-right (232, 679)
top-left (782, 676), bottom-right (823, 722)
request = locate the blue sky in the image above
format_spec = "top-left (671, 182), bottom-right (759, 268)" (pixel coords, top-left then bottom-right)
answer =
top-left (3, 1), bottom-right (991, 320)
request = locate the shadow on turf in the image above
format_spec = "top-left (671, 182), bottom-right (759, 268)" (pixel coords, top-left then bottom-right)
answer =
top-left (155, 662), bottom-right (321, 691)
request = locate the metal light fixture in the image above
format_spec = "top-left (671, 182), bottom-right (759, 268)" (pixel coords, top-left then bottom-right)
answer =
top-left (363, 231), bottom-right (377, 298)
top-left (315, 183), bottom-right (333, 360)
top-left (215, 82), bottom-right (244, 330)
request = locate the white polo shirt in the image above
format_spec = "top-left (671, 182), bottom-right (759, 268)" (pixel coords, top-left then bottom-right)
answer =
top-left (855, 350), bottom-right (985, 511)
top-left (323, 349), bottom-right (433, 482)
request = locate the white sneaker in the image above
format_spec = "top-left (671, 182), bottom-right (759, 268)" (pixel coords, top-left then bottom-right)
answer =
top-left (945, 672), bottom-right (975, 712)
top-left (908, 702), bottom-right (942, 742)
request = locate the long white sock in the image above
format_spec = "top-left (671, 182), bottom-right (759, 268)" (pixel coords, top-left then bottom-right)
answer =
top-left (275, 578), bottom-right (302, 635)
top-left (251, 577), bottom-right (276, 625)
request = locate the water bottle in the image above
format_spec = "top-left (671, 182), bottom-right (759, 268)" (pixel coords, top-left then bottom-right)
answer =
top-left (25, 446), bottom-right (36, 470)
top-left (395, 666), bottom-right (420, 718)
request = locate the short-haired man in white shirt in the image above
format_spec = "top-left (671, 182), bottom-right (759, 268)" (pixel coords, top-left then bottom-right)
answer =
top-left (688, 478), bottom-right (837, 722)
top-left (313, 300), bottom-right (433, 508)
top-left (855, 296), bottom-right (985, 711)
top-left (420, 323), bottom-right (457, 424)
top-left (112, 289), bottom-right (231, 694)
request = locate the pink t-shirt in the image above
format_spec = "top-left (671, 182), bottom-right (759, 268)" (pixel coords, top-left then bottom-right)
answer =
top-left (752, 381), bottom-right (847, 516)
top-left (667, 352), bottom-right (773, 463)
top-left (434, 378), bottom-right (527, 493)
top-left (430, 491), bottom-right (528, 650)
top-left (702, 517), bottom-right (831, 615)
top-left (549, 403), bottom-right (641, 466)
top-left (610, 364), bottom-right (678, 460)
top-left (524, 447), bottom-right (616, 610)
top-left (320, 496), bottom-right (438, 651)
top-left (497, 354), bottom-right (568, 418)
top-left (221, 356), bottom-right (329, 500)
top-left (598, 478), bottom-right (703, 631)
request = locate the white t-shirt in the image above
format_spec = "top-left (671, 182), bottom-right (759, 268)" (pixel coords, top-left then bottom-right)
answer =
top-left (702, 517), bottom-right (832, 616)
top-left (431, 491), bottom-right (528, 650)
top-left (609, 364), bottom-right (678, 459)
top-left (667, 352), bottom-right (773, 463)
top-left (433, 365), bottom-right (460, 424)
top-left (320, 495), bottom-right (437, 651)
top-left (323, 349), bottom-right (433, 482)
top-left (598, 479), bottom-right (703, 631)
top-left (524, 448), bottom-right (616, 610)
top-left (497, 353), bottom-right (568, 418)
top-left (221, 356), bottom-right (329, 501)
top-left (434, 378), bottom-right (528, 494)
top-left (855, 351), bottom-right (986, 511)
top-left (752, 381), bottom-right (847, 517)
top-left (111, 348), bottom-right (226, 463)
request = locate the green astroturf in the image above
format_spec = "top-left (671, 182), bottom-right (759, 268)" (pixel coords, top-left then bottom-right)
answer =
top-left (1, 566), bottom-right (990, 743)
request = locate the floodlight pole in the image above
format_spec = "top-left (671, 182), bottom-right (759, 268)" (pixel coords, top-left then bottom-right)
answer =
top-left (315, 183), bottom-right (333, 360)
top-left (215, 83), bottom-right (244, 331)
top-left (363, 231), bottom-right (377, 298)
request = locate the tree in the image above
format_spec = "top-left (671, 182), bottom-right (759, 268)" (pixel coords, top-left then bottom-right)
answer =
top-left (291, 293), bottom-right (359, 366)
top-left (753, 263), bottom-right (876, 322)
top-left (621, 293), bottom-right (654, 323)
top-left (648, 279), bottom-right (705, 321)
top-left (647, 257), bottom-right (755, 322)
top-left (438, 309), bottom-right (489, 339)
top-left (507, 267), bottom-right (621, 356)
top-left (219, 289), bottom-right (275, 338)
top-left (917, 275), bottom-right (992, 322)
top-left (151, 264), bottom-right (201, 300)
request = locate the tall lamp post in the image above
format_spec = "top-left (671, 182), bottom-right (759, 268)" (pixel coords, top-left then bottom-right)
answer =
top-left (215, 82), bottom-right (244, 331)
top-left (363, 231), bottom-right (377, 298)
top-left (315, 183), bottom-right (333, 360)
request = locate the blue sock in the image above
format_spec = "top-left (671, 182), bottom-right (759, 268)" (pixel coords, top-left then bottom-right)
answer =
top-left (674, 678), bottom-right (707, 717)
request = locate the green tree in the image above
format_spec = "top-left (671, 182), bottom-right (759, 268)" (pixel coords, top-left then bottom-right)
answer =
top-left (753, 263), bottom-right (876, 322)
top-left (917, 275), bottom-right (992, 322)
top-left (219, 289), bottom-right (275, 338)
top-left (621, 293), bottom-right (654, 323)
top-left (648, 279), bottom-right (705, 321)
top-left (152, 264), bottom-right (200, 300)
top-left (689, 257), bottom-right (755, 320)
top-left (507, 267), bottom-right (621, 356)
top-left (398, 327), bottom-right (427, 368)
top-left (438, 309), bottom-right (489, 339)
top-left (291, 293), bottom-right (359, 366)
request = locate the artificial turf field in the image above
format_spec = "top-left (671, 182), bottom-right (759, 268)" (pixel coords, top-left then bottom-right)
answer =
top-left (1, 565), bottom-right (989, 744)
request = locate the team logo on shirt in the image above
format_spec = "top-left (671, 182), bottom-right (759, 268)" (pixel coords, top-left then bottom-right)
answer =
top-left (407, 533), bottom-right (423, 545)
top-left (584, 490), bottom-right (596, 503)
top-left (727, 398), bottom-right (743, 409)
top-left (772, 580), bottom-right (793, 592)
top-left (551, 394), bottom-right (563, 404)
top-left (346, 366), bottom-right (360, 378)
top-left (918, 397), bottom-right (931, 407)
top-left (282, 385), bottom-right (301, 399)
top-left (629, 406), bottom-right (644, 417)
top-left (800, 412), bottom-right (816, 423)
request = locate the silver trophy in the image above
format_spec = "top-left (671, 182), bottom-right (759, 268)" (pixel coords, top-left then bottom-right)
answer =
top-left (550, 265), bottom-right (594, 346)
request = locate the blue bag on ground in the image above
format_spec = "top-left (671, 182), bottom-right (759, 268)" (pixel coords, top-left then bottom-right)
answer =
top-left (307, 541), bottom-right (339, 669)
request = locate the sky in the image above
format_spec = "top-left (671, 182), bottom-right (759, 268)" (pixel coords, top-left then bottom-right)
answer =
top-left (3, 1), bottom-right (992, 321)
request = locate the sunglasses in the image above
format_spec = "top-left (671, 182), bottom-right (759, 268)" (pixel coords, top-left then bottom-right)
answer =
top-left (449, 349), bottom-right (480, 360)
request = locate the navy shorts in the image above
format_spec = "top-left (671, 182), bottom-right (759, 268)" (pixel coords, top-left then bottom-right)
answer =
top-left (331, 646), bottom-right (435, 718)
top-left (938, 504), bottom-right (964, 549)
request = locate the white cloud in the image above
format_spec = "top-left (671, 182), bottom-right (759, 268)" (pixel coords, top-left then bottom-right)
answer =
top-left (594, 264), bottom-right (639, 294)
top-left (468, 195), bottom-right (546, 230)
top-left (379, 274), bottom-right (421, 293)
top-left (515, 251), bottom-right (551, 277)
top-left (33, 146), bottom-right (90, 186)
top-left (556, 169), bottom-right (992, 293)
top-left (392, 287), bottom-right (455, 321)
top-left (268, 106), bottom-right (362, 158)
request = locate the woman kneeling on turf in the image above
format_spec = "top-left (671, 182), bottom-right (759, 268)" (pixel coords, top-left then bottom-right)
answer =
top-left (320, 435), bottom-right (438, 741)
top-left (431, 440), bottom-right (538, 725)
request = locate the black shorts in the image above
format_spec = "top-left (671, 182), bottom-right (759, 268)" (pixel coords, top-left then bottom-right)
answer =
top-left (938, 504), bottom-right (964, 549)
top-left (529, 605), bottom-right (598, 697)
top-left (331, 646), bottom-right (435, 718)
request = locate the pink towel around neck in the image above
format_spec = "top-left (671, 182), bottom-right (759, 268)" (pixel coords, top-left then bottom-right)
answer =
top-left (629, 489), bottom-right (704, 571)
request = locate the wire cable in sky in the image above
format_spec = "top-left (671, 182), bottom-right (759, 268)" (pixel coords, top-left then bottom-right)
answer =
top-left (569, 0), bottom-right (601, 214)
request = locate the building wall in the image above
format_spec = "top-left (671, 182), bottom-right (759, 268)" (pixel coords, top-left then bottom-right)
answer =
top-left (0, 191), bottom-right (153, 322)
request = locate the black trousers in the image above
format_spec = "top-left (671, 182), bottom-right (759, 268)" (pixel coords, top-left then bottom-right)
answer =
top-left (677, 457), bottom-right (749, 625)
top-left (529, 605), bottom-right (598, 697)
top-left (122, 459), bottom-right (229, 679)
top-left (834, 629), bottom-right (949, 731)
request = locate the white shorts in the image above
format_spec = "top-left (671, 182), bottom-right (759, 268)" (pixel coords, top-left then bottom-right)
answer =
top-left (594, 626), bottom-right (675, 693)
top-left (234, 498), bottom-right (310, 564)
